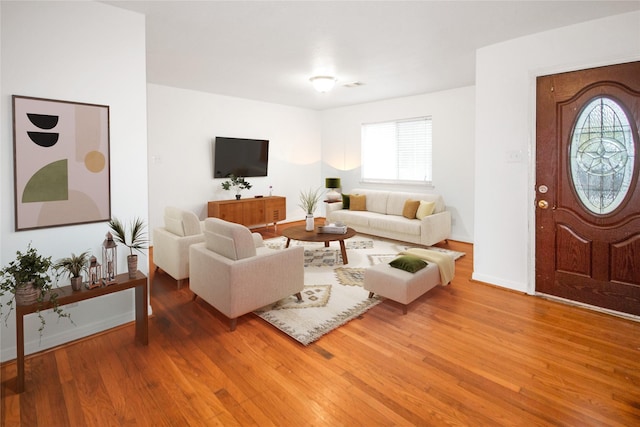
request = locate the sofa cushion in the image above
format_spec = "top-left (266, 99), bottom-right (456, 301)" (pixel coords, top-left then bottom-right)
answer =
top-left (181, 210), bottom-right (202, 236)
top-left (164, 206), bottom-right (186, 236)
top-left (205, 218), bottom-right (256, 260)
top-left (329, 209), bottom-right (373, 227)
top-left (164, 216), bottom-right (185, 236)
top-left (416, 200), bottom-right (436, 219)
top-left (341, 193), bottom-right (350, 209)
top-left (365, 191), bottom-right (389, 214)
top-left (205, 230), bottom-right (238, 260)
top-left (369, 214), bottom-right (421, 235)
top-left (402, 199), bottom-right (420, 219)
top-left (350, 194), bottom-right (367, 211)
top-left (386, 192), bottom-right (411, 216)
top-left (389, 255), bottom-right (428, 273)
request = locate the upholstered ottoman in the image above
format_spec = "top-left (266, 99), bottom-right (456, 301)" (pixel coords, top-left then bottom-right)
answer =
top-left (364, 261), bottom-right (441, 314)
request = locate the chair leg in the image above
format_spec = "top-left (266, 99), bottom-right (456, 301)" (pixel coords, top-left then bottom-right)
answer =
top-left (229, 318), bottom-right (237, 332)
top-left (295, 292), bottom-right (302, 302)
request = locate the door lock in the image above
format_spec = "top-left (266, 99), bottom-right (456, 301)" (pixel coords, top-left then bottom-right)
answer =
top-left (538, 200), bottom-right (549, 209)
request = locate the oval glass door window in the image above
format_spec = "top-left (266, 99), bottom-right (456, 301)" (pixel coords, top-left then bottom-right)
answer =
top-left (570, 96), bottom-right (635, 214)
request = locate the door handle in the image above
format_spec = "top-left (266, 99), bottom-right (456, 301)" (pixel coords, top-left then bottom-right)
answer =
top-left (538, 200), bottom-right (549, 209)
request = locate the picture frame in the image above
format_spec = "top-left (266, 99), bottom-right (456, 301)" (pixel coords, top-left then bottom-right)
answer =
top-left (12, 95), bottom-right (111, 231)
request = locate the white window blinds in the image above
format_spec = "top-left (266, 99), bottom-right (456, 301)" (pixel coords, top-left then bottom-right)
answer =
top-left (361, 117), bottom-right (432, 183)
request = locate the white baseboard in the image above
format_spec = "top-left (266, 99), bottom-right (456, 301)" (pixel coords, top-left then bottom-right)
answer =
top-left (471, 272), bottom-right (528, 293)
top-left (1, 311), bottom-right (136, 362)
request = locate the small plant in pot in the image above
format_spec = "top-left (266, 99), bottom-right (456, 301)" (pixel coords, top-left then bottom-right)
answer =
top-left (108, 217), bottom-right (148, 279)
top-left (298, 187), bottom-right (322, 231)
top-left (0, 243), bottom-right (71, 335)
top-left (53, 250), bottom-right (90, 292)
top-left (221, 174), bottom-right (252, 199)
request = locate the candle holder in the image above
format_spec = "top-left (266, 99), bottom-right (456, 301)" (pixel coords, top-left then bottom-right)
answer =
top-left (102, 232), bottom-right (118, 285)
top-left (86, 256), bottom-right (102, 289)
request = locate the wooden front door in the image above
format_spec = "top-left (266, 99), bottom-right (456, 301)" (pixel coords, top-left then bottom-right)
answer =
top-left (535, 61), bottom-right (640, 316)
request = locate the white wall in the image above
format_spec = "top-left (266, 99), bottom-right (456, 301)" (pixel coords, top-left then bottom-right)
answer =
top-left (474, 11), bottom-right (640, 293)
top-left (147, 84), bottom-right (322, 236)
top-left (320, 86), bottom-right (475, 243)
top-left (0, 1), bottom-right (148, 361)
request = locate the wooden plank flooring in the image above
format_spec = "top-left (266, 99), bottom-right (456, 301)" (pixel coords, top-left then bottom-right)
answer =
top-left (2, 221), bottom-right (640, 426)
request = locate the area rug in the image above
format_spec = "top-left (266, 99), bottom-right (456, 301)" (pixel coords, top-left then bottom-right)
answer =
top-left (254, 234), bottom-right (465, 345)
top-left (264, 235), bottom-right (463, 267)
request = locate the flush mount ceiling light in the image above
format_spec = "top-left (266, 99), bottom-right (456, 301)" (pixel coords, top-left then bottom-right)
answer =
top-left (310, 76), bottom-right (337, 93)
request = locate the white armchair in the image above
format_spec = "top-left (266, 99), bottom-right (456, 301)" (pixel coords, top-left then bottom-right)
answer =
top-left (153, 207), bottom-right (205, 287)
top-left (189, 218), bottom-right (304, 331)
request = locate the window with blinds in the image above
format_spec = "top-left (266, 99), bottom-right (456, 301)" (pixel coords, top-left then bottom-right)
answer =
top-left (361, 117), bottom-right (432, 184)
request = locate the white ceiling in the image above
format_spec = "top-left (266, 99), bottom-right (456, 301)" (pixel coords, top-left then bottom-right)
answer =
top-left (104, 1), bottom-right (640, 110)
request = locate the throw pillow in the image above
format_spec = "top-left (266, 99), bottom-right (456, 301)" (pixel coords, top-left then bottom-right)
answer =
top-left (402, 199), bottom-right (420, 219)
top-left (341, 193), bottom-right (350, 209)
top-left (416, 200), bottom-right (436, 219)
top-left (389, 255), bottom-right (428, 273)
top-left (350, 194), bottom-right (366, 211)
top-left (181, 211), bottom-right (202, 236)
top-left (164, 216), bottom-right (185, 236)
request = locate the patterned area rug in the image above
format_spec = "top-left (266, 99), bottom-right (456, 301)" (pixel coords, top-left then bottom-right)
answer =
top-left (255, 234), bottom-right (465, 345)
top-left (265, 236), bottom-right (463, 267)
top-left (264, 237), bottom-right (374, 267)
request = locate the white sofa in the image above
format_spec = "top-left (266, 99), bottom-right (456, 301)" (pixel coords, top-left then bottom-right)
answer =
top-left (189, 218), bottom-right (304, 331)
top-left (326, 188), bottom-right (451, 246)
top-left (153, 207), bottom-right (205, 287)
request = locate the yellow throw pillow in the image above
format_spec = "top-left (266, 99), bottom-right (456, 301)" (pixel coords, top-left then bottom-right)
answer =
top-left (402, 199), bottom-right (420, 219)
top-left (416, 200), bottom-right (436, 219)
top-left (350, 194), bottom-right (366, 211)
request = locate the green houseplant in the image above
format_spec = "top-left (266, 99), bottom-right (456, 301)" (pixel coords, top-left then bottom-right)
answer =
top-left (0, 243), bottom-right (71, 335)
top-left (108, 217), bottom-right (148, 279)
top-left (53, 250), bottom-right (90, 291)
top-left (221, 174), bottom-right (252, 199)
top-left (298, 187), bottom-right (322, 231)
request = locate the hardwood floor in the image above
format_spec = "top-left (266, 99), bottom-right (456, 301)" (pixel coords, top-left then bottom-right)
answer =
top-left (2, 221), bottom-right (640, 426)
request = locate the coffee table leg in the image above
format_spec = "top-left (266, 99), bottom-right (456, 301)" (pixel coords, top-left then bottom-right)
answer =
top-left (285, 238), bottom-right (291, 248)
top-left (339, 240), bottom-right (348, 264)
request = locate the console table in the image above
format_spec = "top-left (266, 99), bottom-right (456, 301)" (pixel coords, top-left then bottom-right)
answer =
top-left (208, 196), bottom-right (286, 228)
top-left (14, 270), bottom-right (148, 393)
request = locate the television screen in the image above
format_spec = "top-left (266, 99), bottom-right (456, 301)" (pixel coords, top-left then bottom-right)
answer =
top-left (213, 136), bottom-right (269, 178)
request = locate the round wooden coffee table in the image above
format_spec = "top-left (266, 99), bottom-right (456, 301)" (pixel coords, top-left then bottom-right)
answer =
top-left (282, 225), bottom-right (357, 264)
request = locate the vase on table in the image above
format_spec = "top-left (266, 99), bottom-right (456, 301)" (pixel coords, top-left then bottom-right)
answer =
top-left (127, 255), bottom-right (138, 279)
top-left (305, 214), bottom-right (314, 231)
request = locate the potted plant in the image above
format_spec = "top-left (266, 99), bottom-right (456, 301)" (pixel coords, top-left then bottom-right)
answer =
top-left (53, 250), bottom-right (90, 291)
top-left (221, 174), bottom-right (252, 199)
top-left (108, 217), bottom-right (148, 279)
top-left (298, 187), bottom-right (322, 231)
top-left (0, 243), bottom-right (71, 335)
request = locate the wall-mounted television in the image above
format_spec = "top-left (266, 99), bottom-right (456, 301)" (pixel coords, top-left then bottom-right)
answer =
top-left (213, 136), bottom-right (269, 178)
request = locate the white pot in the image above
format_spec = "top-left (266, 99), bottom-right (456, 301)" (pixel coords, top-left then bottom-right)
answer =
top-left (305, 214), bottom-right (314, 231)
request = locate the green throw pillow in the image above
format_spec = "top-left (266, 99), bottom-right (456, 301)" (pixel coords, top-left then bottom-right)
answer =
top-left (389, 255), bottom-right (428, 273)
top-left (342, 193), bottom-right (350, 209)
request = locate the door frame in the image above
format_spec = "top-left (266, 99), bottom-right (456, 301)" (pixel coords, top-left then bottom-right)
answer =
top-left (527, 59), bottom-right (640, 320)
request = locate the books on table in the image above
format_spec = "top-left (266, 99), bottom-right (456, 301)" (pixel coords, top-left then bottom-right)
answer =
top-left (318, 224), bottom-right (347, 234)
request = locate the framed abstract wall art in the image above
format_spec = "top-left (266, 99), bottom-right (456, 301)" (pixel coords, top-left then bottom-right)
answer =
top-left (12, 95), bottom-right (111, 231)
